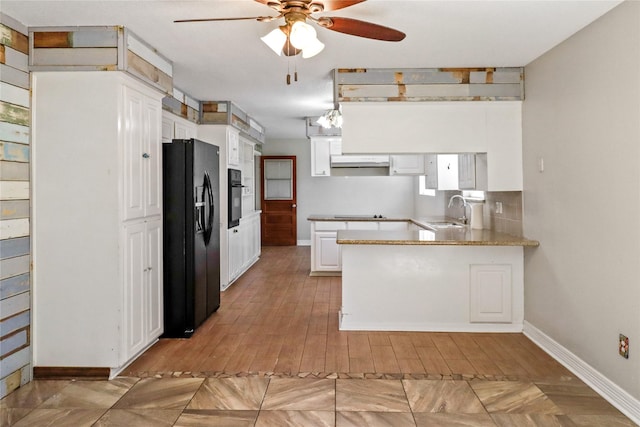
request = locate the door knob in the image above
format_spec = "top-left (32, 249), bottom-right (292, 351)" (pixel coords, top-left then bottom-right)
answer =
top-left (292, 204), bottom-right (297, 208)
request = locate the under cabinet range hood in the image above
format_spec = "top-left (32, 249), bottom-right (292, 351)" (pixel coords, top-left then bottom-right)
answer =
top-left (330, 154), bottom-right (390, 168)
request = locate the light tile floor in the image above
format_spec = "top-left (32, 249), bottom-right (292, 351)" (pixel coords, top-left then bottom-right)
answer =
top-left (2, 375), bottom-right (637, 426)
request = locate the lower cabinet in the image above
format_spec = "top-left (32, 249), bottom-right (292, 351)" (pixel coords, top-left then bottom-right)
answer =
top-left (310, 220), bottom-right (410, 274)
top-left (123, 218), bottom-right (163, 361)
top-left (228, 212), bottom-right (261, 284)
top-left (313, 231), bottom-right (342, 272)
top-left (469, 264), bottom-right (512, 323)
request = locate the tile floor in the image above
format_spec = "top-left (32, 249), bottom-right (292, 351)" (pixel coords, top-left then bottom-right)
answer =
top-left (1, 375), bottom-right (637, 426)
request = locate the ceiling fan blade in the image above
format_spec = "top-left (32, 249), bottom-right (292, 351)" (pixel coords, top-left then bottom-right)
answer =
top-left (318, 16), bottom-right (405, 41)
top-left (174, 16), bottom-right (274, 23)
top-left (317, 0), bottom-right (367, 11)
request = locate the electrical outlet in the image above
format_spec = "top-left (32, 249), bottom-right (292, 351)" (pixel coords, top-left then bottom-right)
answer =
top-left (619, 334), bottom-right (629, 359)
top-left (496, 201), bottom-right (503, 214)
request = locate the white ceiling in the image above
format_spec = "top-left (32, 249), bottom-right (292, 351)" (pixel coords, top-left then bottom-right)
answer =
top-left (2, 0), bottom-right (622, 140)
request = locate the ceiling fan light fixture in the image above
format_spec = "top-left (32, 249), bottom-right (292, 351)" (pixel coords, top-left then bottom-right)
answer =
top-left (261, 27), bottom-right (287, 55)
top-left (301, 37), bottom-right (324, 58)
top-left (289, 20), bottom-right (317, 50)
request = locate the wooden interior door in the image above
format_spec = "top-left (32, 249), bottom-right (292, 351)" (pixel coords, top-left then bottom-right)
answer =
top-left (261, 156), bottom-right (297, 246)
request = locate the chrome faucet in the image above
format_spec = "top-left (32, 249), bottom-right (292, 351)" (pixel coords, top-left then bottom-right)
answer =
top-left (448, 195), bottom-right (468, 224)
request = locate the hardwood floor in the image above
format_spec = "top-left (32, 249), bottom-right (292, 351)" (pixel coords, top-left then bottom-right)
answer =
top-left (126, 246), bottom-right (569, 379)
top-left (4, 246), bottom-right (636, 426)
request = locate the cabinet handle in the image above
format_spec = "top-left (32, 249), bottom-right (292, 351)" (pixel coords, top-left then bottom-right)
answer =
top-left (234, 229), bottom-right (239, 233)
top-left (142, 153), bottom-right (150, 159)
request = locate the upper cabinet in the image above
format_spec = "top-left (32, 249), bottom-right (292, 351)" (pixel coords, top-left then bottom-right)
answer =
top-left (227, 128), bottom-right (240, 167)
top-left (161, 110), bottom-right (197, 143)
top-left (123, 86), bottom-right (162, 221)
top-left (389, 155), bottom-right (425, 175)
top-left (310, 137), bottom-right (341, 177)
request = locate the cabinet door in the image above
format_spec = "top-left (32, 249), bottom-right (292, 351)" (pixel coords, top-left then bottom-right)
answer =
top-left (146, 219), bottom-right (163, 340)
top-left (436, 154), bottom-right (459, 190)
top-left (123, 87), bottom-right (145, 221)
top-left (162, 116), bottom-right (173, 143)
top-left (144, 97), bottom-right (162, 217)
top-left (313, 231), bottom-right (341, 271)
top-left (390, 154), bottom-right (425, 175)
top-left (227, 128), bottom-right (240, 167)
top-left (124, 221), bottom-right (146, 360)
top-left (469, 264), bottom-right (512, 323)
top-left (424, 154), bottom-right (438, 189)
top-left (458, 154), bottom-right (476, 190)
top-left (311, 138), bottom-right (331, 177)
top-left (228, 226), bottom-right (243, 281)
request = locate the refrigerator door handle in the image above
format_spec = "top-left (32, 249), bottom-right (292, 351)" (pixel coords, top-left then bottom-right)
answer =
top-left (203, 171), bottom-right (215, 245)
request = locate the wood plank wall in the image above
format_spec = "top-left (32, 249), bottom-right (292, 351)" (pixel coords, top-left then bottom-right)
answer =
top-left (0, 13), bottom-right (31, 399)
top-left (335, 67), bottom-right (524, 102)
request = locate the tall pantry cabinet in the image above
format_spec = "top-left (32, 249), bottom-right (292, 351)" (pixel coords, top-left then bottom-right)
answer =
top-left (31, 72), bottom-right (164, 377)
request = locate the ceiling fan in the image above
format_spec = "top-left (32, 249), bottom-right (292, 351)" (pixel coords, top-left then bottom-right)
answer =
top-left (175, 0), bottom-right (406, 59)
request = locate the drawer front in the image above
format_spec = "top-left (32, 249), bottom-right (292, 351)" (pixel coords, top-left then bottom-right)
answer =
top-left (313, 221), bottom-right (347, 231)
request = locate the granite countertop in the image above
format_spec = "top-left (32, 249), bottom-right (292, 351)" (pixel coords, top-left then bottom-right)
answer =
top-left (308, 214), bottom-right (539, 247)
top-left (336, 228), bottom-right (539, 247)
top-left (307, 214), bottom-right (411, 222)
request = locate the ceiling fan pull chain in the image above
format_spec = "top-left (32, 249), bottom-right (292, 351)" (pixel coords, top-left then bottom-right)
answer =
top-left (295, 59), bottom-right (298, 82)
top-left (286, 58), bottom-right (291, 85)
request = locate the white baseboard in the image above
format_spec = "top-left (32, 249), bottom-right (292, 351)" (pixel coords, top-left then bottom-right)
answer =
top-left (297, 240), bottom-right (311, 246)
top-left (523, 321), bottom-right (640, 425)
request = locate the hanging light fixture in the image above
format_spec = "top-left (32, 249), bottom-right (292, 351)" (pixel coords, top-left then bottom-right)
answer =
top-left (317, 106), bottom-right (342, 129)
top-left (260, 27), bottom-right (288, 55)
top-left (260, 14), bottom-right (324, 59)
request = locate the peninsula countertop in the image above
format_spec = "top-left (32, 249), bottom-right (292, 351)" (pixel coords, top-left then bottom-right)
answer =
top-left (308, 215), bottom-right (539, 247)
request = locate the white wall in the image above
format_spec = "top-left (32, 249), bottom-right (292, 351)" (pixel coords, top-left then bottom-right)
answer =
top-left (523, 1), bottom-right (640, 400)
top-left (262, 139), bottom-right (416, 242)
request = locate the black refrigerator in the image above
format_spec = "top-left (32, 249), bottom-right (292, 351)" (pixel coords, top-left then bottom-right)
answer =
top-left (162, 138), bottom-right (220, 338)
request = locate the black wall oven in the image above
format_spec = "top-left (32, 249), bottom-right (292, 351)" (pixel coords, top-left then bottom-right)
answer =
top-left (228, 168), bottom-right (242, 228)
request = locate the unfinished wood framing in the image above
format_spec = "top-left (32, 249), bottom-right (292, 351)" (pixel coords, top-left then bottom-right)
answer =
top-left (335, 67), bottom-right (524, 102)
top-left (162, 87), bottom-right (200, 123)
top-left (200, 101), bottom-right (266, 144)
top-left (29, 26), bottom-right (173, 94)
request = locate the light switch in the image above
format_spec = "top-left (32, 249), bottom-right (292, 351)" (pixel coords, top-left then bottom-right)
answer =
top-left (538, 157), bottom-right (544, 173)
top-left (496, 202), bottom-right (503, 214)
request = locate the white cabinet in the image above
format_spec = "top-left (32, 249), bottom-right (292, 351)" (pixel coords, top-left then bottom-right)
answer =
top-left (424, 154), bottom-right (438, 189)
top-left (389, 155), bottom-right (425, 175)
top-left (457, 153), bottom-right (476, 190)
top-left (161, 110), bottom-right (197, 143)
top-left (123, 86), bottom-right (162, 221)
top-left (314, 232), bottom-right (342, 271)
top-left (227, 128), bottom-right (240, 167)
top-left (310, 137), bottom-right (341, 177)
top-left (31, 71), bottom-right (164, 376)
top-left (123, 218), bottom-right (163, 360)
top-left (227, 212), bottom-right (261, 284)
top-left (469, 264), bottom-right (512, 323)
top-left (310, 220), bottom-right (411, 274)
top-left (241, 137), bottom-right (258, 215)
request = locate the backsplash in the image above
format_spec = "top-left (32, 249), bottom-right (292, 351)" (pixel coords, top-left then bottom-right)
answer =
top-left (444, 191), bottom-right (523, 236)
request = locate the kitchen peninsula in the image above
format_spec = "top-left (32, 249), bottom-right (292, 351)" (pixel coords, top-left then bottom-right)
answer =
top-left (309, 216), bottom-right (538, 333)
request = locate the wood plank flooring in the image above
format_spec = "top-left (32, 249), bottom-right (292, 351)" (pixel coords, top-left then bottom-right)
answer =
top-left (125, 246), bottom-right (571, 380)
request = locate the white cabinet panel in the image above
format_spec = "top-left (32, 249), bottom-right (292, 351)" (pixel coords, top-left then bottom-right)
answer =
top-left (469, 264), bottom-right (512, 323)
top-left (123, 86), bottom-right (162, 221)
top-left (347, 222), bottom-right (379, 230)
top-left (146, 218), bottom-right (163, 340)
top-left (314, 231), bottom-right (341, 271)
top-left (389, 155), bottom-right (425, 175)
top-left (379, 221), bottom-right (409, 231)
top-left (227, 213), bottom-right (261, 285)
top-left (227, 128), bottom-right (240, 167)
top-left (457, 153), bottom-right (476, 190)
top-left (311, 137), bottom-right (332, 177)
top-left (124, 221), bottom-right (146, 359)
